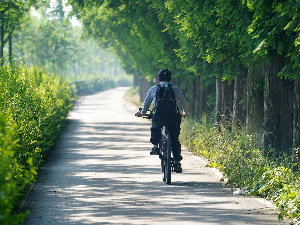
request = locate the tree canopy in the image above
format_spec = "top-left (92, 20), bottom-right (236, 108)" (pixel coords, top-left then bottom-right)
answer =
top-left (68, 0), bottom-right (300, 81)
top-left (0, 0), bottom-right (41, 64)
top-left (2, 0), bottom-right (125, 80)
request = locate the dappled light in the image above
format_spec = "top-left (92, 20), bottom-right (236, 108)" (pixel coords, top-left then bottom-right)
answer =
top-left (23, 88), bottom-right (287, 225)
top-left (1, 0), bottom-right (299, 223)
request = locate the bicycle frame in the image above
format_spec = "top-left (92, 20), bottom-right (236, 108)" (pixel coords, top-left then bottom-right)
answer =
top-left (140, 108), bottom-right (175, 184)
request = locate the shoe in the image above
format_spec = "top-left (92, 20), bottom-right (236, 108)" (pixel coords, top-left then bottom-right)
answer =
top-left (150, 146), bottom-right (160, 155)
top-left (173, 161), bottom-right (182, 173)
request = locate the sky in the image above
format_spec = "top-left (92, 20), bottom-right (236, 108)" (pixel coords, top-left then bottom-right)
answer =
top-left (30, 0), bottom-right (81, 27)
top-left (59, 0), bottom-right (81, 26)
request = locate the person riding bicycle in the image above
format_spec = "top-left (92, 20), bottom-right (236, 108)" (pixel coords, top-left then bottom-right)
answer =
top-left (135, 69), bottom-right (189, 173)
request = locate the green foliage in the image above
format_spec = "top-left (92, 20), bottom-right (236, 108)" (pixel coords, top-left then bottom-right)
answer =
top-left (68, 0), bottom-right (300, 86)
top-left (0, 0), bottom-right (41, 64)
top-left (259, 167), bottom-right (300, 220)
top-left (13, 8), bottom-right (125, 79)
top-left (0, 61), bottom-right (73, 168)
top-left (180, 115), bottom-right (300, 222)
top-left (0, 112), bottom-right (31, 225)
top-left (115, 74), bottom-right (133, 87)
top-left (0, 61), bottom-right (73, 223)
top-left (68, 0), bottom-right (186, 79)
top-left (153, 0), bottom-right (255, 81)
top-left (244, 0), bottom-right (300, 78)
top-left (73, 76), bottom-right (116, 96)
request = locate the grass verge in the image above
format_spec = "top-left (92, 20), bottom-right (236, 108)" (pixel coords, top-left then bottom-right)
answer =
top-left (124, 86), bottom-right (140, 106)
top-left (180, 115), bottom-right (300, 223)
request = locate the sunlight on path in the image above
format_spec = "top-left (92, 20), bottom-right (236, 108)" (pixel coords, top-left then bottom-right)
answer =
top-left (23, 87), bottom-right (290, 225)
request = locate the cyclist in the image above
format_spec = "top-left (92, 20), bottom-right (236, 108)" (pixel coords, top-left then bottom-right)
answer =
top-left (135, 69), bottom-right (189, 173)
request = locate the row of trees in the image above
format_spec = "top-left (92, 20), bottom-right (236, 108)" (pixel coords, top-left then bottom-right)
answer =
top-left (68, 0), bottom-right (300, 162)
top-left (0, 0), bottom-right (39, 64)
top-left (1, 0), bottom-right (126, 80)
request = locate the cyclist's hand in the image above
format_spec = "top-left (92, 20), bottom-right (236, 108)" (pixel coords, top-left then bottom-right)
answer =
top-left (135, 111), bottom-right (143, 117)
top-left (182, 113), bottom-right (189, 118)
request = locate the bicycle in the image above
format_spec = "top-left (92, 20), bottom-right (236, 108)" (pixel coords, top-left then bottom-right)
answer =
top-left (140, 108), bottom-right (177, 184)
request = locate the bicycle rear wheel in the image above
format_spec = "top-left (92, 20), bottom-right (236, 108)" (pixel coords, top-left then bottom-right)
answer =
top-left (165, 134), bottom-right (171, 184)
top-left (161, 161), bottom-right (166, 182)
top-left (159, 136), bottom-right (166, 182)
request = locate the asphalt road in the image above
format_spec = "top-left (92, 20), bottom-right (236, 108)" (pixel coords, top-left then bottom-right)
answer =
top-left (23, 87), bottom-right (291, 225)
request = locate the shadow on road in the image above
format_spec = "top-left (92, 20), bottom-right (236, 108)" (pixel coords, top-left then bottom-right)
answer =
top-left (23, 117), bottom-right (283, 225)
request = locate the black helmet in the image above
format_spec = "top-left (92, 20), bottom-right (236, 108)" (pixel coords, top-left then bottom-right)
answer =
top-left (158, 68), bottom-right (171, 81)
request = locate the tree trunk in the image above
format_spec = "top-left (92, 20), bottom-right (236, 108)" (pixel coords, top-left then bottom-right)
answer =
top-left (215, 77), bottom-right (223, 125)
top-left (171, 76), bottom-right (189, 101)
top-left (133, 74), bottom-right (139, 88)
top-left (194, 75), bottom-right (201, 118)
top-left (294, 76), bottom-right (300, 163)
top-left (8, 32), bottom-right (12, 63)
top-left (205, 83), bottom-right (215, 113)
top-left (223, 80), bottom-right (234, 119)
top-left (172, 76), bottom-right (213, 118)
top-left (215, 77), bottom-right (234, 125)
top-left (233, 75), bottom-right (247, 129)
top-left (198, 86), bottom-right (206, 118)
top-left (246, 62), bottom-right (265, 147)
top-left (263, 54), bottom-right (294, 159)
top-left (139, 77), bottom-right (151, 103)
top-left (199, 83), bottom-right (215, 117)
top-left (0, 24), bottom-right (4, 66)
top-left (190, 78), bottom-right (196, 117)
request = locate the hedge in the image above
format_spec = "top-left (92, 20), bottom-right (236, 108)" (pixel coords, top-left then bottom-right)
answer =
top-left (73, 76), bottom-right (116, 96)
top-left (0, 62), bottom-right (73, 224)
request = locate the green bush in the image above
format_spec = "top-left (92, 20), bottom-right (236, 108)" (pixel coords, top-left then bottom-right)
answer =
top-left (0, 113), bottom-right (33, 225)
top-left (74, 76), bottom-right (116, 96)
top-left (180, 115), bottom-right (300, 222)
top-left (116, 75), bottom-right (133, 87)
top-left (0, 62), bottom-right (73, 224)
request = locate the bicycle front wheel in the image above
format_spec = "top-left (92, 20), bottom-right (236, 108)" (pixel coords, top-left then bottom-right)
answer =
top-left (165, 134), bottom-right (171, 184)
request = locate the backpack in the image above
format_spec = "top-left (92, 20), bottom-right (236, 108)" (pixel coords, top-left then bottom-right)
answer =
top-left (155, 84), bottom-right (177, 116)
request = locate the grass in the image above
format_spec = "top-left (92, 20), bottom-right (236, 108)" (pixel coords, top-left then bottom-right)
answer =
top-left (180, 114), bottom-right (300, 223)
top-left (124, 86), bottom-right (140, 106)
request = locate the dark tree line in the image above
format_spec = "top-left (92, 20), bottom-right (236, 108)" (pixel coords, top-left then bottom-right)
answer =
top-left (68, 0), bottom-right (300, 161)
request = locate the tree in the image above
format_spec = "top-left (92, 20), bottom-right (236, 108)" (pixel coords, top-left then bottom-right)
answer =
top-left (13, 1), bottom-right (125, 79)
top-left (68, 0), bottom-right (300, 159)
top-left (69, 0), bottom-right (186, 77)
top-left (244, 0), bottom-right (298, 158)
top-left (0, 0), bottom-right (39, 65)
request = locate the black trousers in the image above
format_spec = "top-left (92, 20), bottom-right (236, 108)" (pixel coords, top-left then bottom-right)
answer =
top-left (150, 113), bottom-right (182, 161)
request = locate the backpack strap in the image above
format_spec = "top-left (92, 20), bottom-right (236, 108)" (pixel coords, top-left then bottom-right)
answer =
top-left (167, 84), bottom-right (175, 100)
top-left (154, 84), bottom-right (161, 113)
top-left (168, 84), bottom-right (180, 114)
top-left (155, 84), bottom-right (161, 102)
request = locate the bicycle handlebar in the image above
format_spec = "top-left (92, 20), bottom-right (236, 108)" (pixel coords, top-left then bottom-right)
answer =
top-left (139, 108), bottom-right (185, 119)
top-left (139, 108), bottom-right (153, 119)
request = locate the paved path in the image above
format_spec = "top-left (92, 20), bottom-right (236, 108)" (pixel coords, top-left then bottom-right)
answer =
top-left (23, 87), bottom-right (291, 225)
